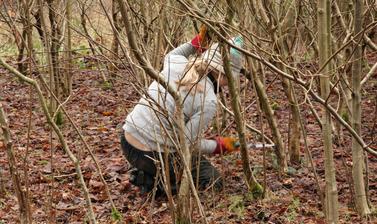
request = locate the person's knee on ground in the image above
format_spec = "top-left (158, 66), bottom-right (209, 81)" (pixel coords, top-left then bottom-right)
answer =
top-left (198, 168), bottom-right (223, 191)
top-left (192, 155), bottom-right (223, 191)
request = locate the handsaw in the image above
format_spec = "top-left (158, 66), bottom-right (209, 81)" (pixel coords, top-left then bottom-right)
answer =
top-left (247, 142), bottom-right (275, 149)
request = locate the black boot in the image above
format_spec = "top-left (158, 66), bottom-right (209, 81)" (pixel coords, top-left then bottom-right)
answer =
top-left (129, 168), bottom-right (155, 194)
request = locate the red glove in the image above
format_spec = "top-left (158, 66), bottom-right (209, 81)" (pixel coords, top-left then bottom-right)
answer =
top-left (213, 137), bottom-right (240, 154)
top-left (191, 25), bottom-right (211, 53)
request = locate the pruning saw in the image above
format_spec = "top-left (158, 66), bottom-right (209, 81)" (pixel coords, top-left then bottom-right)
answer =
top-left (247, 143), bottom-right (275, 149)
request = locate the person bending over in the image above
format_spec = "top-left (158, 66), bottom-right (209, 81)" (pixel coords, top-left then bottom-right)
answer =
top-left (121, 28), bottom-right (244, 195)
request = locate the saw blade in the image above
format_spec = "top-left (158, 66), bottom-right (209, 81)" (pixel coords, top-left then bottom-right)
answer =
top-left (247, 143), bottom-right (275, 149)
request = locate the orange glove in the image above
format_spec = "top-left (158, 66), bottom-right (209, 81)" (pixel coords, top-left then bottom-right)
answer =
top-left (213, 137), bottom-right (240, 154)
top-left (191, 25), bottom-right (212, 53)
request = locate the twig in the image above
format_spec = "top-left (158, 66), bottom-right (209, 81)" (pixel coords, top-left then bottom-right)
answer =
top-left (251, 65), bottom-right (268, 197)
top-left (294, 88), bottom-right (323, 201)
top-left (115, 1), bottom-right (207, 222)
top-left (0, 58), bottom-right (97, 224)
top-left (220, 0), bottom-right (262, 193)
top-left (37, 76), bottom-right (118, 215)
top-left (364, 34), bottom-right (377, 51)
top-left (177, 0), bottom-right (377, 156)
top-left (217, 100), bottom-right (274, 144)
top-left (0, 103), bottom-right (31, 223)
top-left (23, 86), bottom-right (33, 222)
top-left (361, 61), bottom-right (377, 86)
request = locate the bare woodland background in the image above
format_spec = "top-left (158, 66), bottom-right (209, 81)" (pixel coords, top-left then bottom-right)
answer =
top-left (0, 0), bottom-right (376, 223)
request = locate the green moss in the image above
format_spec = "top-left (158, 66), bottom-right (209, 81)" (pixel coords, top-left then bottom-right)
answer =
top-left (250, 182), bottom-right (264, 199)
top-left (252, 165), bottom-right (263, 176)
top-left (287, 166), bottom-right (298, 176)
top-left (0, 44), bottom-right (18, 56)
top-left (38, 160), bottom-right (49, 165)
top-left (341, 111), bottom-right (349, 123)
top-left (78, 44), bottom-right (90, 54)
top-left (54, 110), bottom-right (64, 126)
top-left (271, 152), bottom-right (279, 170)
top-left (285, 197), bottom-right (300, 222)
top-left (111, 208), bottom-right (122, 221)
top-left (101, 81), bottom-right (112, 90)
top-left (370, 206), bottom-right (377, 217)
top-left (271, 101), bottom-right (279, 111)
top-left (228, 195), bottom-right (245, 218)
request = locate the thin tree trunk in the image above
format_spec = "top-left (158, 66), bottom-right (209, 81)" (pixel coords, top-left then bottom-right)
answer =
top-left (248, 0), bottom-right (296, 168)
top-left (16, 0), bottom-right (31, 74)
top-left (0, 104), bottom-right (32, 224)
top-left (23, 0), bottom-right (34, 68)
top-left (275, 1), bottom-right (301, 166)
top-left (0, 58), bottom-right (97, 224)
top-left (152, 6), bottom-right (165, 70)
top-left (332, 1), bottom-right (354, 145)
top-left (176, 103), bottom-right (192, 224)
top-left (80, 3), bottom-right (109, 84)
top-left (248, 58), bottom-right (287, 174)
top-left (33, 9), bottom-right (44, 44)
top-left (109, 0), bottom-right (122, 75)
top-left (36, 0), bottom-right (56, 115)
top-left (221, 0), bottom-right (263, 197)
top-left (0, 167), bottom-right (5, 197)
top-left (351, 0), bottom-right (371, 216)
top-left (37, 75), bottom-right (120, 217)
top-left (0, 3), bottom-right (25, 72)
top-left (282, 78), bottom-right (301, 165)
top-left (115, 1), bottom-right (208, 223)
top-left (23, 1), bottom-right (34, 222)
top-left (176, 0), bottom-right (377, 158)
top-left (17, 29), bottom-right (27, 73)
top-left (223, 47), bottom-right (262, 196)
top-left (318, 0), bottom-right (339, 222)
top-left (47, 0), bottom-right (63, 105)
top-left (64, 0), bottom-right (73, 95)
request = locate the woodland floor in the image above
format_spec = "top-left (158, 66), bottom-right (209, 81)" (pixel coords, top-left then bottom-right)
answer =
top-left (0, 54), bottom-right (376, 223)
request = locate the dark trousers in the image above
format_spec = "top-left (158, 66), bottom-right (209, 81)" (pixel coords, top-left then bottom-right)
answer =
top-left (120, 133), bottom-right (222, 193)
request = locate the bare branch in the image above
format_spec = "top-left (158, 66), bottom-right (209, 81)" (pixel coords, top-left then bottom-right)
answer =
top-left (0, 57), bottom-right (97, 224)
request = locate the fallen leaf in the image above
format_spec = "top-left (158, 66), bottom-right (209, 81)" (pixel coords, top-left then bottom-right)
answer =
top-left (102, 111), bottom-right (113, 116)
top-left (89, 179), bottom-right (104, 189)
